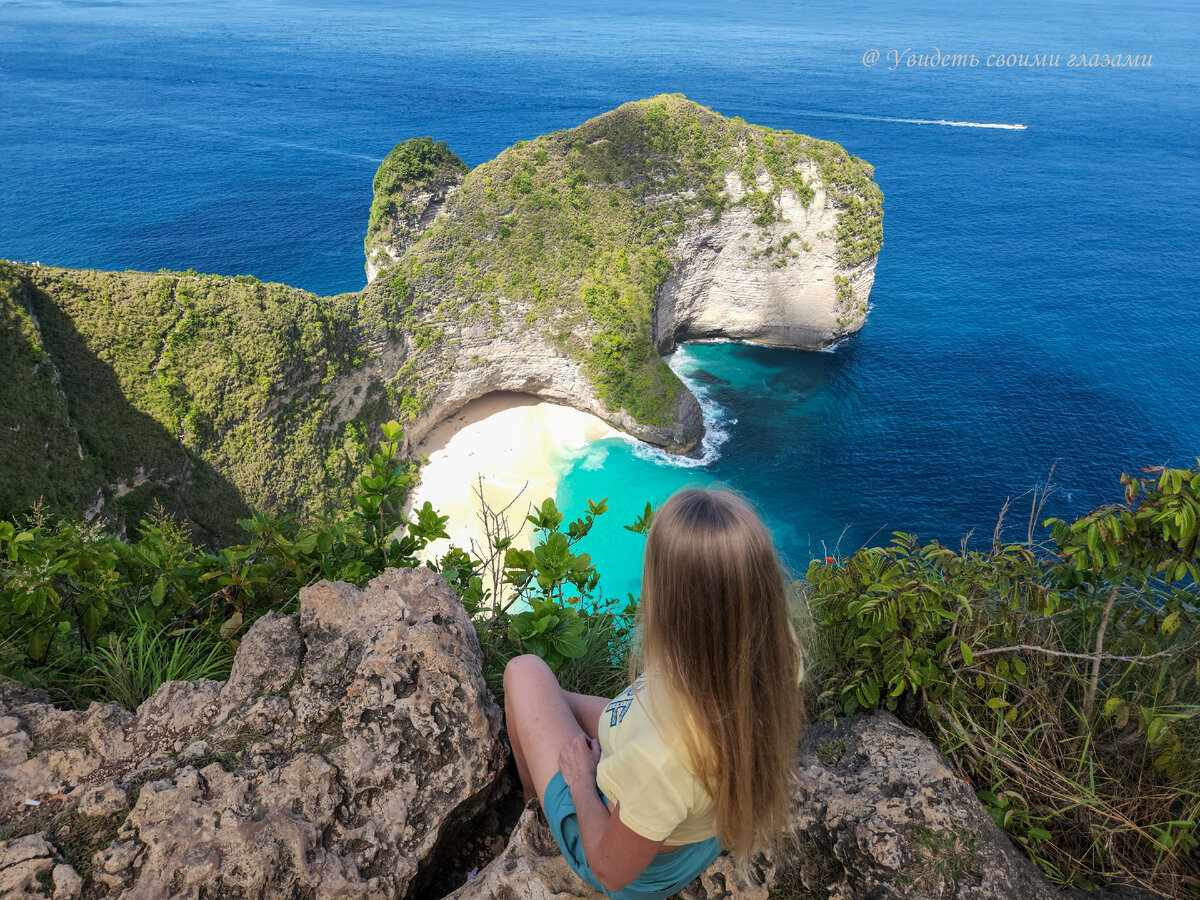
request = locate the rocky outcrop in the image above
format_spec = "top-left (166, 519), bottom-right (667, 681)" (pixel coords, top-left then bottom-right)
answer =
top-left (2, 567), bottom-right (1100, 900)
top-left (449, 715), bottom-right (1065, 900)
top-left (355, 95), bottom-right (883, 459)
top-left (0, 567), bottom-right (505, 899)
top-left (654, 167), bottom-right (876, 354)
top-left (396, 331), bottom-right (706, 457)
top-left (365, 137), bottom-right (469, 284)
top-left (3, 97), bottom-right (882, 531)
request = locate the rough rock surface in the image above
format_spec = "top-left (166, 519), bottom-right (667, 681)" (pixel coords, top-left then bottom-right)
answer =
top-left (366, 165), bottom-right (466, 284)
top-left (655, 167), bottom-right (875, 354)
top-left (0, 567), bottom-right (505, 899)
top-left (451, 714), bottom-right (1063, 900)
top-left (445, 802), bottom-right (775, 900)
top-left (400, 330), bottom-right (706, 457)
top-left (1, 567), bottom-right (1082, 900)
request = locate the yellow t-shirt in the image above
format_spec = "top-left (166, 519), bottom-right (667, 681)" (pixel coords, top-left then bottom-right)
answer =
top-left (596, 676), bottom-right (717, 846)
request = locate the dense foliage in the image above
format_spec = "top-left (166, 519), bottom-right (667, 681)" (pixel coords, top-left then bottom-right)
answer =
top-left (0, 421), bottom-right (450, 706)
top-left (0, 262), bottom-right (381, 542)
top-left (1, 411), bottom-right (1196, 894)
top-left (365, 136), bottom-right (469, 248)
top-left (0, 421), bottom-right (631, 708)
top-left (808, 464), bottom-right (1200, 897)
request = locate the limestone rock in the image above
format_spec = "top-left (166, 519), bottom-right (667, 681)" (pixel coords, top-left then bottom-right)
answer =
top-left (52, 863), bottom-right (82, 900)
top-left (655, 171), bottom-right (876, 354)
top-left (75, 783), bottom-right (126, 818)
top-left (5, 98), bottom-right (884, 536)
top-left (0, 567), bottom-right (505, 899)
top-left (788, 714), bottom-right (1059, 900)
top-left (453, 714), bottom-right (1067, 900)
top-left (445, 805), bottom-right (599, 900)
top-left (351, 97), bottom-right (884, 461)
top-left (0, 834), bottom-right (72, 899)
top-left (446, 803), bottom-right (770, 900)
top-left (365, 136), bottom-right (469, 283)
top-left (0, 567), bottom-right (1119, 900)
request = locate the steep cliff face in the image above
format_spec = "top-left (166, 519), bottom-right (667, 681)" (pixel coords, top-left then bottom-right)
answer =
top-left (364, 137), bottom-right (468, 284)
top-left (360, 94), bottom-right (882, 457)
top-left (654, 166), bottom-right (877, 353)
top-left (0, 95), bottom-right (882, 535)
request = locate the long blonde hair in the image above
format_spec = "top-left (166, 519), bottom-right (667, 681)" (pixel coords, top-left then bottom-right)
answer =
top-left (631, 487), bottom-right (805, 875)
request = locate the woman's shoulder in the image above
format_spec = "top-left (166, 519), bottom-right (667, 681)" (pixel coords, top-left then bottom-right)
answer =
top-left (603, 674), bottom-right (697, 754)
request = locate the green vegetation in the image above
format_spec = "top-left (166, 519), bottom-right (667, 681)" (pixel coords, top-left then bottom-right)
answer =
top-left (1, 97), bottom-right (883, 540)
top-left (0, 261), bottom-right (381, 542)
top-left (808, 463), bottom-right (1200, 896)
top-left (362, 94), bottom-right (882, 426)
top-left (0, 421), bottom-right (629, 709)
top-left (366, 136), bottom-right (469, 248)
top-left (1, 399), bottom-right (1195, 894)
top-left (0, 421), bottom-right (448, 705)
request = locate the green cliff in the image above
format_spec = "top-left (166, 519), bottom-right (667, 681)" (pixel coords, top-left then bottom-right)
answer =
top-left (0, 95), bottom-right (883, 540)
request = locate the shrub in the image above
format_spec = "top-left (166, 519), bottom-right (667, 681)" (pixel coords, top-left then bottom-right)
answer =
top-left (0, 421), bottom-right (448, 707)
top-left (807, 463), bottom-right (1200, 895)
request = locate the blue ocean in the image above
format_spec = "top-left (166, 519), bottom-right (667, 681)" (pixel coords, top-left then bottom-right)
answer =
top-left (2, 0), bottom-right (1198, 600)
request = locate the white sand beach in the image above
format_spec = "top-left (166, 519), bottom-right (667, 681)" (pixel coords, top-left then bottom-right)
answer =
top-left (405, 392), bottom-right (619, 571)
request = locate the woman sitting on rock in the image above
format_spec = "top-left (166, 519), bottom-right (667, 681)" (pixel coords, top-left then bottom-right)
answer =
top-left (504, 487), bottom-right (805, 899)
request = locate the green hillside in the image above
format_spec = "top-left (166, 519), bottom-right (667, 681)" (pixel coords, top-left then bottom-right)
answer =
top-left (0, 95), bottom-right (882, 539)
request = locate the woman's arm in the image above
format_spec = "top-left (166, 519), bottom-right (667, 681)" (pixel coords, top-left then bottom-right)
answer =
top-left (558, 735), bottom-right (667, 893)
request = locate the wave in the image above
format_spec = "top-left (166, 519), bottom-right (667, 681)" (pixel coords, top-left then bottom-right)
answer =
top-left (795, 109), bottom-right (1027, 130)
top-left (618, 344), bottom-right (734, 469)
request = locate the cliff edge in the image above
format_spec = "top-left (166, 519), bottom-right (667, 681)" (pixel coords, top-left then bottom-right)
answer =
top-left (0, 569), bottom-right (1083, 900)
top-left (360, 94), bottom-right (883, 456)
top-left (0, 95), bottom-right (882, 536)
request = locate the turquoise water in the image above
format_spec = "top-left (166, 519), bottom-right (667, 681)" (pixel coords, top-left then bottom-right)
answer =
top-left (2, 0), bottom-right (1197, 599)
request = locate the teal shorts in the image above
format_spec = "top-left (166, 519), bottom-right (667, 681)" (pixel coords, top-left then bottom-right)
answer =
top-left (543, 770), bottom-right (723, 900)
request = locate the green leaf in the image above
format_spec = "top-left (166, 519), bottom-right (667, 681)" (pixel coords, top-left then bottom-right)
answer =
top-left (26, 628), bottom-right (51, 661)
top-left (1147, 717), bottom-right (1165, 744)
top-left (219, 611), bottom-right (244, 641)
top-left (959, 641), bottom-right (974, 666)
top-left (554, 632), bottom-right (587, 659)
top-left (151, 576), bottom-right (167, 606)
top-left (1161, 611), bottom-right (1181, 636)
top-left (81, 604), bottom-right (102, 641)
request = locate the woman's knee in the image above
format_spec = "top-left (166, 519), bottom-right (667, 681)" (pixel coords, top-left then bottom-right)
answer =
top-left (504, 653), bottom-right (553, 693)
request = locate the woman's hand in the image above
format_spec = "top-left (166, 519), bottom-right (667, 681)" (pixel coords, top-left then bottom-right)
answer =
top-left (558, 734), bottom-right (602, 793)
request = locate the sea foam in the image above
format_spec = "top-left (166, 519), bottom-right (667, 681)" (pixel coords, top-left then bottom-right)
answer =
top-left (619, 344), bottom-right (734, 469)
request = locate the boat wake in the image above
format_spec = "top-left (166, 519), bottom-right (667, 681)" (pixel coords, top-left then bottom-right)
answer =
top-left (796, 109), bottom-right (1026, 130)
top-left (893, 117), bottom-right (1027, 130)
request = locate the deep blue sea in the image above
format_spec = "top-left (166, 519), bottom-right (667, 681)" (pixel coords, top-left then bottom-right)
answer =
top-left (2, 0), bottom-right (1198, 599)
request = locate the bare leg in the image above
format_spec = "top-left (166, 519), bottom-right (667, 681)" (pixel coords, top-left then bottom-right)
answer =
top-left (504, 655), bottom-right (594, 807)
top-left (564, 690), bottom-right (612, 741)
top-left (504, 679), bottom-right (537, 802)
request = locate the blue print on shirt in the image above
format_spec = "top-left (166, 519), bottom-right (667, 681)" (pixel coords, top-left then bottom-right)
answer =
top-left (607, 692), bottom-right (633, 727)
top-left (605, 679), bottom-right (642, 727)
